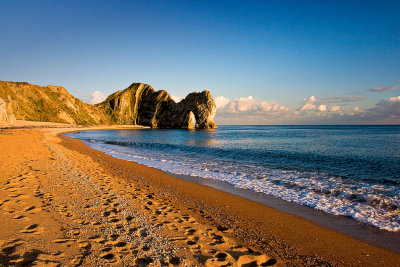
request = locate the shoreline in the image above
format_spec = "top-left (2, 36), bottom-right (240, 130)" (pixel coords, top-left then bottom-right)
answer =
top-left (0, 124), bottom-right (399, 266)
top-left (60, 128), bottom-right (399, 265)
top-left (70, 128), bottom-right (400, 252)
top-left (166, 172), bottom-right (400, 253)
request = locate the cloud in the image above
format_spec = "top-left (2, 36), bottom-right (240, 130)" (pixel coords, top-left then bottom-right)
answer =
top-left (216, 94), bottom-right (400, 125)
top-left (329, 105), bottom-right (341, 112)
top-left (300, 96), bottom-right (317, 111)
top-left (298, 96), bottom-right (354, 114)
top-left (215, 96), bottom-right (230, 110)
top-left (355, 96), bottom-right (400, 123)
top-left (215, 95), bottom-right (288, 115)
top-left (214, 95), bottom-right (289, 125)
top-left (369, 85), bottom-right (400, 92)
top-left (236, 96), bottom-right (255, 112)
top-left (171, 95), bottom-right (183, 103)
top-left (319, 96), bottom-right (365, 103)
top-left (89, 91), bottom-right (106, 104)
top-left (318, 104), bottom-right (327, 112)
top-left (388, 96), bottom-right (400, 103)
top-left (325, 96), bottom-right (400, 124)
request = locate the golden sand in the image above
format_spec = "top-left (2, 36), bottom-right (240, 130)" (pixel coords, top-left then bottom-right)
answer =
top-left (0, 125), bottom-right (399, 266)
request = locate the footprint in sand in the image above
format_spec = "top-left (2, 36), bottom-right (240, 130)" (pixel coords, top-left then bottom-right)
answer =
top-left (167, 256), bottom-right (181, 265)
top-left (108, 234), bottom-right (120, 241)
top-left (70, 255), bottom-right (84, 266)
top-left (53, 238), bottom-right (75, 245)
top-left (0, 199), bottom-right (10, 207)
top-left (108, 217), bottom-right (120, 223)
top-left (236, 254), bottom-right (277, 266)
top-left (12, 214), bottom-right (28, 221)
top-left (23, 205), bottom-right (40, 213)
top-left (127, 227), bottom-right (138, 234)
top-left (1, 239), bottom-right (60, 266)
top-left (73, 218), bottom-right (90, 225)
top-left (77, 240), bottom-right (92, 250)
top-left (93, 237), bottom-right (107, 244)
top-left (6, 193), bottom-right (26, 199)
top-left (208, 233), bottom-right (225, 246)
top-left (0, 239), bottom-right (24, 258)
top-left (20, 224), bottom-right (43, 234)
top-left (185, 228), bottom-right (197, 236)
top-left (169, 236), bottom-right (187, 242)
top-left (134, 257), bottom-right (153, 265)
top-left (2, 207), bottom-right (15, 213)
top-left (99, 252), bottom-right (115, 261)
top-left (69, 229), bottom-right (81, 236)
top-left (113, 241), bottom-right (127, 249)
top-left (125, 215), bottom-right (134, 222)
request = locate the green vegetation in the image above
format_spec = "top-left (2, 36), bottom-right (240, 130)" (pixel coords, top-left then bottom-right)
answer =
top-left (0, 80), bottom-right (112, 125)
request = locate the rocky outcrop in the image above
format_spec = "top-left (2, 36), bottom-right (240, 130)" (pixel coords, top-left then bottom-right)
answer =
top-left (96, 83), bottom-right (170, 126)
top-left (97, 83), bottom-right (217, 129)
top-left (0, 80), bottom-right (217, 129)
top-left (155, 91), bottom-right (216, 129)
top-left (0, 97), bottom-right (15, 122)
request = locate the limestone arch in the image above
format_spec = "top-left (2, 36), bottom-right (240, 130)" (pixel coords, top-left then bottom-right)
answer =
top-left (186, 111), bottom-right (196, 129)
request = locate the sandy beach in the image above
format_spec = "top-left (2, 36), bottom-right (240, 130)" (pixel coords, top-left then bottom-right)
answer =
top-left (0, 125), bottom-right (399, 266)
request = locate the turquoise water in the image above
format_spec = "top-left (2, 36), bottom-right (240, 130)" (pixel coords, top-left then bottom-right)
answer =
top-left (66, 125), bottom-right (400, 231)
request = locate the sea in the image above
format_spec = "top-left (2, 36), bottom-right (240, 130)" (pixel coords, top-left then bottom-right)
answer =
top-left (66, 125), bottom-right (400, 232)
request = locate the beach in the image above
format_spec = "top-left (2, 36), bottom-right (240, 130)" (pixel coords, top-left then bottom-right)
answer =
top-left (0, 125), bottom-right (399, 266)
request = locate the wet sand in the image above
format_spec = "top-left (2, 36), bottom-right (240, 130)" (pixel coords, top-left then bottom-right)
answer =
top-left (0, 125), bottom-right (399, 266)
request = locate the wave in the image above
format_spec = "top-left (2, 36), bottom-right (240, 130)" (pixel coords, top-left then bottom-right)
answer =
top-left (82, 139), bottom-right (400, 232)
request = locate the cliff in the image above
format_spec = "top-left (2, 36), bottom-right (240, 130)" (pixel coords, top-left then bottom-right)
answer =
top-left (0, 81), bottom-right (217, 129)
top-left (0, 81), bottom-right (110, 125)
top-left (97, 83), bottom-right (217, 129)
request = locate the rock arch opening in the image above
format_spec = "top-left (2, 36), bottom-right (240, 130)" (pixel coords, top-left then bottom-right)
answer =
top-left (187, 111), bottom-right (196, 129)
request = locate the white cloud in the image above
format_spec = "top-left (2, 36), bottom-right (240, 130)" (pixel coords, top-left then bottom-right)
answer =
top-left (344, 97), bottom-right (400, 124)
top-left (318, 104), bottom-right (327, 112)
top-left (216, 94), bottom-right (400, 125)
top-left (300, 96), bottom-right (317, 111)
top-left (388, 96), bottom-right (400, 103)
top-left (369, 85), bottom-right (400, 92)
top-left (215, 95), bottom-right (288, 115)
top-left (214, 96), bottom-right (230, 110)
top-left (320, 96), bottom-right (365, 103)
top-left (171, 95), bottom-right (183, 103)
top-left (330, 105), bottom-right (341, 112)
top-left (89, 91), bottom-right (106, 104)
top-left (299, 96), bottom-right (345, 113)
top-left (236, 96), bottom-right (254, 112)
top-left (347, 106), bottom-right (362, 116)
top-left (301, 104), bottom-right (316, 111)
top-left (260, 101), bottom-right (288, 112)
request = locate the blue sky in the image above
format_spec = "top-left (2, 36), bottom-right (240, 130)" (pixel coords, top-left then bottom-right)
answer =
top-left (0, 0), bottom-right (399, 124)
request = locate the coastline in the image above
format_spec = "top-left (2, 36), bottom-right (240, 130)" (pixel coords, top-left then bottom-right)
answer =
top-left (0, 125), bottom-right (399, 266)
top-left (60, 128), bottom-right (400, 265)
top-left (165, 171), bottom-right (400, 254)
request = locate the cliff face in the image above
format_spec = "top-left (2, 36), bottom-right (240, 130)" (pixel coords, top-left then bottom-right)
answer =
top-left (0, 81), bottom-right (110, 125)
top-left (155, 90), bottom-right (216, 129)
top-left (97, 83), bottom-right (217, 129)
top-left (0, 81), bottom-right (217, 129)
top-left (96, 83), bottom-right (171, 126)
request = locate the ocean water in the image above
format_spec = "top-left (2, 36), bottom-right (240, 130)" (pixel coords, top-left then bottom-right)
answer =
top-left (66, 125), bottom-right (400, 232)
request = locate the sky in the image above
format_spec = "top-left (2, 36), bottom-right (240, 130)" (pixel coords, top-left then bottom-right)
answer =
top-left (0, 0), bottom-right (399, 124)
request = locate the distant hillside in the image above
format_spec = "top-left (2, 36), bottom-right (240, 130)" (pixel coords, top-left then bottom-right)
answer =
top-left (0, 81), bottom-right (217, 128)
top-left (0, 81), bottom-right (110, 125)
